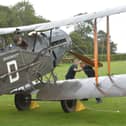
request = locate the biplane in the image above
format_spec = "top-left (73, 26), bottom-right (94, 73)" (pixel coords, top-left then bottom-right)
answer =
top-left (0, 5), bottom-right (126, 113)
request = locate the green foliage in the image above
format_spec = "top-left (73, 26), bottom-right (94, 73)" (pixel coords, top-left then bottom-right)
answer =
top-left (70, 21), bottom-right (117, 55)
top-left (96, 54), bottom-right (126, 61)
top-left (98, 30), bottom-right (117, 54)
top-left (75, 20), bottom-right (93, 39)
top-left (70, 20), bottom-right (94, 55)
top-left (110, 53), bottom-right (126, 61)
top-left (11, 1), bottom-right (48, 26)
top-left (62, 53), bottom-right (126, 64)
top-left (0, 2), bottom-right (48, 27)
top-left (70, 32), bottom-right (87, 54)
top-left (0, 6), bottom-right (12, 27)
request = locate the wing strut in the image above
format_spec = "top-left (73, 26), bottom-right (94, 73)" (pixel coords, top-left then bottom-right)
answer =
top-left (106, 16), bottom-right (111, 75)
top-left (49, 29), bottom-right (53, 45)
top-left (93, 18), bottom-right (99, 86)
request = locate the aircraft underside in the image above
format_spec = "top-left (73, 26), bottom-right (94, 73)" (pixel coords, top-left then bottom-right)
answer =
top-left (10, 74), bottom-right (126, 113)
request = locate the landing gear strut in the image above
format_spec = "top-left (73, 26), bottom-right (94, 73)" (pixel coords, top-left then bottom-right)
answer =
top-left (60, 99), bottom-right (77, 113)
top-left (15, 93), bottom-right (31, 111)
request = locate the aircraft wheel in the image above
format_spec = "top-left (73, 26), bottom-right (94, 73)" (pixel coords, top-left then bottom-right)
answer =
top-left (15, 93), bottom-right (31, 111)
top-left (60, 99), bottom-right (77, 113)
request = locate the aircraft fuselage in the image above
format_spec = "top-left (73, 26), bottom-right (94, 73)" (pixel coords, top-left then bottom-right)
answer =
top-left (0, 29), bottom-right (72, 95)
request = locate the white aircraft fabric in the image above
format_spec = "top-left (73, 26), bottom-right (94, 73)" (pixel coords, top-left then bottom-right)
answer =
top-left (0, 5), bottom-right (126, 35)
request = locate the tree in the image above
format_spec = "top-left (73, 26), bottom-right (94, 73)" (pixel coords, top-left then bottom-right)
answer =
top-left (11, 1), bottom-right (48, 26)
top-left (75, 20), bottom-right (93, 40)
top-left (98, 30), bottom-right (117, 54)
top-left (70, 20), bottom-right (94, 55)
top-left (0, 5), bottom-right (12, 27)
top-left (70, 31), bottom-right (87, 54)
top-left (0, 1), bottom-right (48, 27)
top-left (70, 21), bottom-right (117, 55)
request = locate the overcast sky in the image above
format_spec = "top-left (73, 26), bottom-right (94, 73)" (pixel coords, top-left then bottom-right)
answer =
top-left (1, 0), bottom-right (126, 53)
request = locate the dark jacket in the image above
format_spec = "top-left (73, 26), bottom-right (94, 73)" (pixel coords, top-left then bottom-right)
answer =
top-left (65, 64), bottom-right (77, 79)
top-left (83, 65), bottom-right (95, 77)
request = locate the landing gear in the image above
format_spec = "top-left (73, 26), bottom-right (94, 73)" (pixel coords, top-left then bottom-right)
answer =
top-left (15, 93), bottom-right (31, 111)
top-left (60, 99), bottom-right (77, 113)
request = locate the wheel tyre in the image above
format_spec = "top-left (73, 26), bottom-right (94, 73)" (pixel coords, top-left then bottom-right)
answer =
top-left (60, 99), bottom-right (77, 113)
top-left (15, 93), bottom-right (31, 111)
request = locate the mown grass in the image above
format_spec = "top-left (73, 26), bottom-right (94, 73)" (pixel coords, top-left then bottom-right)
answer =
top-left (0, 61), bottom-right (126, 126)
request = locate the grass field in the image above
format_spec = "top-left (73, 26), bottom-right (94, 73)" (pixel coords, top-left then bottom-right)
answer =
top-left (55, 60), bottom-right (126, 79)
top-left (1, 61), bottom-right (126, 126)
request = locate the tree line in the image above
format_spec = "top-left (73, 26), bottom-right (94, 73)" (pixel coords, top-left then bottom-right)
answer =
top-left (70, 20), bottom-right (117, 55)
top-left (0, 1), bottom-right (48, 27)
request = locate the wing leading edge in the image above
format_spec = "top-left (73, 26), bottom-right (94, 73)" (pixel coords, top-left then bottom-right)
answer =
top-left (0, 5), bottom-right (126, 35)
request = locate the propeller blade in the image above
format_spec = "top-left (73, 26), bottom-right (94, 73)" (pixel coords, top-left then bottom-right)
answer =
top-left (69, 50), bottom-right (103, 67)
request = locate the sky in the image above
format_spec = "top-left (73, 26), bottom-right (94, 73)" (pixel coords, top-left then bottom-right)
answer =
top-left (1, 0), bottom-right (126, 53)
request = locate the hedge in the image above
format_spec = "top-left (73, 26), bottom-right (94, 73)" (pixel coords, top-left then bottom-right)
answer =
top-left (62, 53), bottom-right (126, 63)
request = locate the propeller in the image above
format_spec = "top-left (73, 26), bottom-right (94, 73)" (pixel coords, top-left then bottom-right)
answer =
top-left (69, 50), bottom-right (103, 67)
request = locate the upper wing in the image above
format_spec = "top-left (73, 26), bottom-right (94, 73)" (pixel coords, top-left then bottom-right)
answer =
top-left (0, 23), bottom-right (43, 35)
top-left (0, 5), bottom-right (126, 35)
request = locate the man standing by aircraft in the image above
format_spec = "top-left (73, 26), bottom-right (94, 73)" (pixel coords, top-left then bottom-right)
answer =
top-left (80, 62), bottom-right (102, 103)
top-left (65, 59), bottom-right (80, 79)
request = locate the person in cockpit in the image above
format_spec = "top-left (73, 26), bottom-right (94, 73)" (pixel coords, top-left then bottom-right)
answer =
top-left (13, 35), bottom-right (28, 49)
